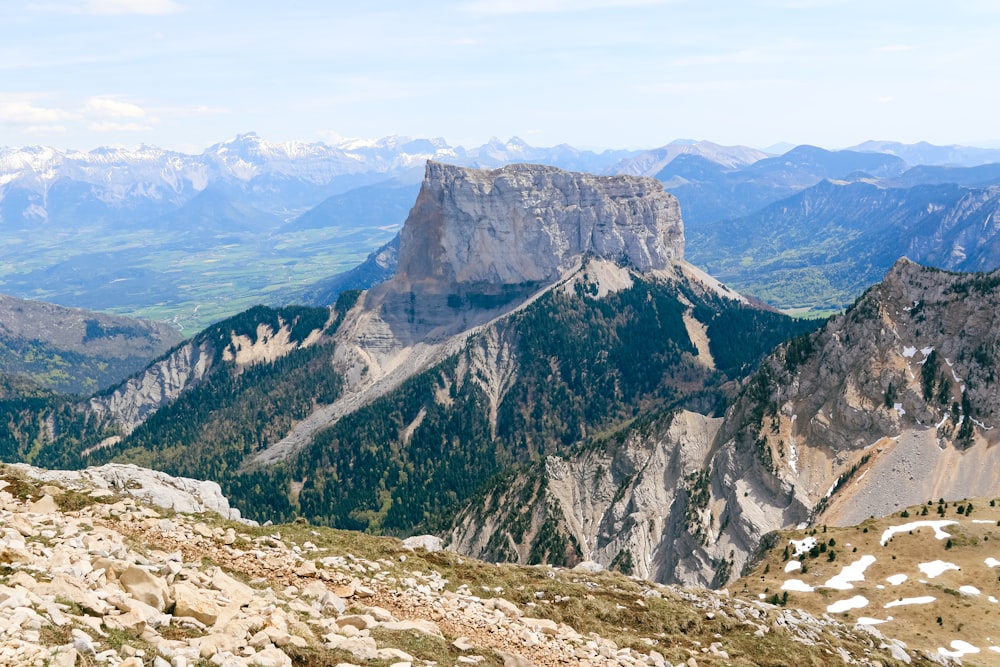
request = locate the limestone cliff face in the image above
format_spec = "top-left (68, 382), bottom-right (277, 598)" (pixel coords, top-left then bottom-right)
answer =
top-left (88, 312), bottom-right (328, 436)
top-left (87, 339), bottom-right (215, 435)
top-left (396, 161), bottom-right (683, 287)
top-left (711, 258), bottom-right (1000, 530)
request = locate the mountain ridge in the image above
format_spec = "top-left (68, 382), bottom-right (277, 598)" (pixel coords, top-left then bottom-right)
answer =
top-left (448, 258), bottom-right (1000, 588)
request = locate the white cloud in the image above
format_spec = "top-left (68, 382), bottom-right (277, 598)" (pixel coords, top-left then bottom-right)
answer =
top-left (0, 98), bottom-right (73, 124)
top-left (29, 0), bottom-right (182, 15)
top-left (82, 96), bottom-right (147, 119)
top-left (876, 45), bottom-right (912, 53)
top-left (82, 96), bottom-right (157, 131)
top-left (463, 0), bottom-right (670, 14)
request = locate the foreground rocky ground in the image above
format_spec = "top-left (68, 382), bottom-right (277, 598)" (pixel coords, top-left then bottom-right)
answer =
top-left (0, 463), bottom-right (938, 666)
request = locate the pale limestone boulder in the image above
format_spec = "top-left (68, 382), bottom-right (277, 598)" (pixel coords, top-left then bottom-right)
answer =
top-left (401, 535), bottom-right (443, 552)
top-left (211, 569), bottom-right (255, 608)
top-left (335, 614), bottom-right (376, 631)
top-left (172, 582), bottom-right (221, 626)
top-left (28, 494), bottom-right (59, 514)
top-left (103, 608), bottom-right (147, 634)
top-left (119, 565), bottom-right (170, 611)
top-left (36, 575), bottom-right (109, 616)
top-left (379, 619), bottom-right (443, 638)
top-left (378, 648), bottom-right (415, 662)
top-left (250, 647), bottom-right (293, 667)
top-left (191, 633), bottom-right (238, 659)
top-left (453, 636), bottom-right (475, 651)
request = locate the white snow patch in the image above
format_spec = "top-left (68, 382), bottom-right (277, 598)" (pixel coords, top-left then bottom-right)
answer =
top-left (827, 596), bottom-right (868, 614)
top-left (857, 617), bottom-right (890, 625)
top-left (991, 646), bottom-right (1000, 654)
top-left (990, 596), bottom-right (998, 604)
top-left (935, 414), bottom-right (950, 429)
top-left (902, 346), bottom-right (917, 358)
top-left (879, 520), bottom-right (957, 546)
top-left (784, 560), bottom-right (801, 573)
top-left (972, 417), bottom-right (994, 430)
top-left (757, 593), bottom-right (766, 600)
top-left (959, 586), bottom-right (981, 595)
top-left (985, 557), bottom-right (1000, 568)
top-left (918, 560), bottom-right (960, 578)
top-left (972, 520), bottom-right (995, 524)
top-left (824, 555), bottom-right (877, 590)
top-left (938, 640), bottom-right (979, 658)
top-left (781, 579), bottom-right (815, 592)
top-left (921, 346), bottom-right (935, 356)
top-left (894, 403), bottom-right (906, 417)
top-left (789, 536), bottom-right (817, 558)
top-left (886, 574), bottom-right (908, 586)
top-left (884, 596), bottom-right (936, 608)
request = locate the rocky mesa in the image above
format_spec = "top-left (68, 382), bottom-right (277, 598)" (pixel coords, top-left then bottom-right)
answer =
top-left (395, 161), bottom-right (684, 287)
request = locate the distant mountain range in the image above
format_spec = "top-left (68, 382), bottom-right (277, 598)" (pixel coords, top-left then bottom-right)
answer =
top-left (298, 141), bottom-right (1000, 311)
top-left (0, 134), bottom-right (638, 325)
top-left (5, 133), bottom-right (1000, 324)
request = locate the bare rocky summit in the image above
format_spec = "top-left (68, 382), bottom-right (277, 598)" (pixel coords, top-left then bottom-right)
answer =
top-left (396, 161), bottom-right (684, 287)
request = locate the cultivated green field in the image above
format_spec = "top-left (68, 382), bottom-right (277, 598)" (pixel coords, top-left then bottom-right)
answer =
top-left (0, 223), bottom-right (397, 335)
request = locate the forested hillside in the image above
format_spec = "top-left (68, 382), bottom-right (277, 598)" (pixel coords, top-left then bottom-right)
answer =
top-left (64, 270), bottom-right (820, 533)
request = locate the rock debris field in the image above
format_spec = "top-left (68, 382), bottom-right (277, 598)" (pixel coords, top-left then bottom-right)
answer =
top-left (0, 463), bottom-right (922, 667)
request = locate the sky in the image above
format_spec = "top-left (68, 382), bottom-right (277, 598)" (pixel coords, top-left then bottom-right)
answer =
top-left (1, 0), bottom-right (999, 153)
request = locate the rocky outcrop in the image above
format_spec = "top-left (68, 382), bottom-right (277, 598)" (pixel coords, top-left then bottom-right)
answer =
top-left (396, 161), bottom-right (683, 286)
top-left (87, 307), bottom-right (329, 436)
top-left (256, 163), bottom-right (689, 464)
top-left (14, 462), bottom-right (247, 521)
top-left (340, 161), bottom-right (685, 377)
top-left (355, 161), bottom-right (684, 348)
